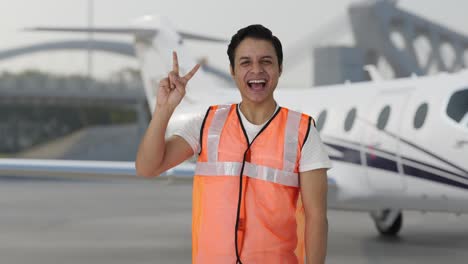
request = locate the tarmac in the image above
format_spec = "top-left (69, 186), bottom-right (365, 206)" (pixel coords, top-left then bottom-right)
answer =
top-left (1, 176), bottom-right (467, 264)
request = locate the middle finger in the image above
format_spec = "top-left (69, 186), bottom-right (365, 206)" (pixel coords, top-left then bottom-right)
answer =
top-left (172, 51), bottom-right (179, 75)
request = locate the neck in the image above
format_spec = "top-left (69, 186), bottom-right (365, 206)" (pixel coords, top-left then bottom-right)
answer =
top-left (239, 99), bottom-right (277, 125)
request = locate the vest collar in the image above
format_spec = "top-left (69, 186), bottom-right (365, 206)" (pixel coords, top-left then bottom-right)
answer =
top-left (235, 103), bottom-right (282, 149)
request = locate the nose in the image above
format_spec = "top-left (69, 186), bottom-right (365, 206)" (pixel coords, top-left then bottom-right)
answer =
top-left (251, 61), bottom-right (264, 74)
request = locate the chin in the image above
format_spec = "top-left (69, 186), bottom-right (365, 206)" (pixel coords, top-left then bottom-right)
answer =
top-left (239, 85), bottom-right (274, 104)
top-left (244, 94), bottom-right (272, 104)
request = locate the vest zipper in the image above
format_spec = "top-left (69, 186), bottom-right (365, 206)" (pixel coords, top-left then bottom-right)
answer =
top-left (234, 105), bottom-right (281, 264)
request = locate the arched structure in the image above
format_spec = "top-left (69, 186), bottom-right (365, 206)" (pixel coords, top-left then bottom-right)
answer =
top-left (314, 0), bottom-right (468, 85)
top-left (0, 39), bottom-right (135, 61)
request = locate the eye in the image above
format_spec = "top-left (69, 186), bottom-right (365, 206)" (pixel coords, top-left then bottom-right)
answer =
top-left (261, 60), bottom-right (272, 65)
top-left (240, 60), bottom-right (250, 66)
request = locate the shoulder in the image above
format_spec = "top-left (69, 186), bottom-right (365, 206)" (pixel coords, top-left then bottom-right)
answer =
top-left (202, 104), bottom-right (236, 126)
top-left (208, 104), bottom-right (234, 111)
top-left (281, 107), bottom-right (315, 123)
top-left (280, 107), bottom-right (315, 145)
top-left (172, 111), bottom-right (206, 155)
top-left (299, 125), bottom-right (332, 172)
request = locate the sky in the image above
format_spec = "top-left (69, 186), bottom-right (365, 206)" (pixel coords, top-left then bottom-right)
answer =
top-left (1, 0), bottom-right (467, 87)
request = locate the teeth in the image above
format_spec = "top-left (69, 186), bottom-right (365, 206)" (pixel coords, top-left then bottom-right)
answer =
top-left (248, 79), bottom-right (266, 84)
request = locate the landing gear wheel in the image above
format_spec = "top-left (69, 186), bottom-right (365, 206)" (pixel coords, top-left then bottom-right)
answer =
top-left (370, 209), bottom-right (402, 236)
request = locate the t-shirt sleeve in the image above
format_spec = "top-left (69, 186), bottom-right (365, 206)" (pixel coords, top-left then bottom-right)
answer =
top-left (299, 125), bottom-right (333, 172)
top-left (172, 113), bottom-right (204, 156)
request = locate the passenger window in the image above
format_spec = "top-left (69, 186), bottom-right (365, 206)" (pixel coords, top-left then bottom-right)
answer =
top-left (377, 105), bottom-right (391, 130)
top-left (447, 89), bottom-right (468, 128)
top-left (414, 103), bottom-right (428, 129)
top-left (344, 108), bottom-right (357, 132)
top-left (316, 110), bottom-right (327, 132)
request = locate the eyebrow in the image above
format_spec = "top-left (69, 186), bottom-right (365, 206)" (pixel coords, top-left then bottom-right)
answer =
top-left (238, 55), bottom-right (273, 61)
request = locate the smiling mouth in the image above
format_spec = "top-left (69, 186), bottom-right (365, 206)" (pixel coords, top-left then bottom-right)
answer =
top-left (247, 79), bottom-right (267, 90)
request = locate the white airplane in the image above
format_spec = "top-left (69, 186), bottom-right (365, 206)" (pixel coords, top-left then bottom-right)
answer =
top-left (1, 16), bottom-right (467, 236)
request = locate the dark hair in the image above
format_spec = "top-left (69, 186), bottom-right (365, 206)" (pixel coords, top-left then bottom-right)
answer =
top-left (227, 24), bottom-right (283, 70)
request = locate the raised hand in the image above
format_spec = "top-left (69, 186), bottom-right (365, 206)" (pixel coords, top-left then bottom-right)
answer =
top-left (156, 51), bottom-right (201, 111)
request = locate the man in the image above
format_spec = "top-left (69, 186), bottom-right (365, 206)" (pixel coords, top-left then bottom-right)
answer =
top-left (136, 25), bottom-right (331, 264)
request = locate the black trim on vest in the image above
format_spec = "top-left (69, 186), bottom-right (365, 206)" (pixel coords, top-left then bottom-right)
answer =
top-left (233, 104), bottom-right (282, 264)
top-left (236, 104), bottom-right (282, 146)
top-left (198, 106), bottom-right (212, 156)
top-left (302, 116), bottom-right (312, 149)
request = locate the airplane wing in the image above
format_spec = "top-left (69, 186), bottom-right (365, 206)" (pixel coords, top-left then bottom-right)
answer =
top-left (0, 158), bottom-right (195, 181)
top-left (1, 157), bottom-right (336, 188)
top-left (26, 27), bottom-right (227, 43)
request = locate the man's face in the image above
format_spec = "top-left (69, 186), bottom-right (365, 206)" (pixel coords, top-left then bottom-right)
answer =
top-left (230, 37), bottom-right (281, 105)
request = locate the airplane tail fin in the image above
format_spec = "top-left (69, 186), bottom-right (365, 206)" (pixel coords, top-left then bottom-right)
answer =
top-left (27, 15), bottom-right (229, 114)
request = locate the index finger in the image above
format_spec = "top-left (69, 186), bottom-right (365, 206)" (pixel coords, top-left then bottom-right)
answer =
top-left (182, 63), bottom-right (201, 82)
top-left (172, 51), bottom-right (179, 74)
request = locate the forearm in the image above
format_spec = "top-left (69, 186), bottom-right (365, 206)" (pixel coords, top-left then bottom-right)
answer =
top-left (305, 214), bottom-right (328, 264)
top-left (135, 106), bottom-right (174, 177)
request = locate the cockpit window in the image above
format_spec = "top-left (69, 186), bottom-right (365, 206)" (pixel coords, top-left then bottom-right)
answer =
top-left (446, 89), bottom-right (468, 127)
top-left (414, 103), bottom-right (428, 129)
top-left (377, 105), bottom-right (391, 130)
top-left (316, 110), bottom-right (327, 132)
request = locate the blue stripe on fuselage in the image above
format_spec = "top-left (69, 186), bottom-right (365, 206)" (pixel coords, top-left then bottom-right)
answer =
top-left (324, 140), bottom-right (468, 190)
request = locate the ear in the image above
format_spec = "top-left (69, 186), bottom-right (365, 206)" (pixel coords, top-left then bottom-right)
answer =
top-left (230, 64), bottom-right (235, 76)
top-left (279, 64), bottom-right (283, 76)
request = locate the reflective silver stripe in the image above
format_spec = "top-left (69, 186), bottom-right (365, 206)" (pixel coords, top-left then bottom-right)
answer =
top-left (283, 110), bottom-right (302, 172)
top-left (207, 105), bottom-right (231, 162)
top-left (195, 161), bottom-right (241, 176)
top-left (195, 162), bottom-right (299, 187)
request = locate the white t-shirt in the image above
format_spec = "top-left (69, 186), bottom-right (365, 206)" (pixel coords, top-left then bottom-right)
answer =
top-left (174, 105), bottom-right (332, 172)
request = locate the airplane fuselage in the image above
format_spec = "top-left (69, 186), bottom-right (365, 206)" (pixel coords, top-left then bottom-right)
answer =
top-left (169, 71), bottom-right (468, 214)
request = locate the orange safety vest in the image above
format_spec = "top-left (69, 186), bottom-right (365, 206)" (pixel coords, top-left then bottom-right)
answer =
top-left (192, 104), bottom-right (312, 264)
